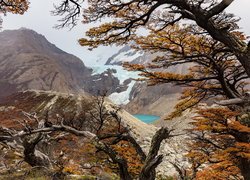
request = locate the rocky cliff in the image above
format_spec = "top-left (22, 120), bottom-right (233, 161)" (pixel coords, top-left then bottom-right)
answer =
top-left (85, 68), bottom-right (131, 96)
top-left (125, 82), bottom-right (181, 116)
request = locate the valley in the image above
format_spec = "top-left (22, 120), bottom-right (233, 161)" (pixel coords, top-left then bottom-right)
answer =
top-left (0, 29), bottom-right (191, 179)
top-left (0, 28), bottom-right (183, 119)
top-left (1, 21), bottom-right (249, 179)
top-left (1, 1), bottom-right (249, 179)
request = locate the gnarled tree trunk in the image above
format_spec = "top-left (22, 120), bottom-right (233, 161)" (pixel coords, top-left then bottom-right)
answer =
top-left (139, 127), bottom-right (171, 180)
top-left (23, 133), bottom-right (51, 167)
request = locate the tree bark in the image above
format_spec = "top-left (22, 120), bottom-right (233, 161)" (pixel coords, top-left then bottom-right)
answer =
top-left (170, 0), bottom-right (250, 78)
top-left (22, 133), bottom-right (51, 167)
top-left (237, 49), bottom-right (250, 78)
top-left (238, 158), bottom-right (250, 180)
top-left (193, 12), bottom-right (250, 78)
top-left (139, 127), bottom-right (170, 180)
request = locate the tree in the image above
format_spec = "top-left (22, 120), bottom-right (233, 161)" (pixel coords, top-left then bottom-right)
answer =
top-left (52, 0), bottom-right (82, 29)
top-left (122, 23), bottom-right (250, 179)
top-left (0, 0), bottom-right (28, 15)
top-left (77, 0), bottom-right (250, 78)
top-left (188, 107), bottom-right (250, 180)
top-left (73, 1), bottom-right (250, 177)
top-left (2, 0), bottom-right (250, 178)
top-left (0, 0), bottom-right (29, 28)
top-left (124, 24), bottom-right (247, 117)
top-left (0, 95), bottom-right (173, 179)
top-left (28, 0), bottom-right (250, 178)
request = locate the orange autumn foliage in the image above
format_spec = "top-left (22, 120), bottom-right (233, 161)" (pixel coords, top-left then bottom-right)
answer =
top-left (188, 107), bottom-right (249, 179)
top-left (123, 23), bottom-right (250, 178)
top-left (112, 141), bottom-right (143, 176)
top-left (0, 0), bottom-right (29, 15)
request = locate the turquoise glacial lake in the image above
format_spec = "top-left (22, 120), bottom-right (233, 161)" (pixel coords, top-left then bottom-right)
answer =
top-left (133, 114), bottom-right (160, 124)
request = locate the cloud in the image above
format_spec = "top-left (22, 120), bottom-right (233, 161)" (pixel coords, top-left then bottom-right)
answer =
top-left (1, 0), bottom-right (249, 66)
top-left (2, 0), bottom-right (120, 66)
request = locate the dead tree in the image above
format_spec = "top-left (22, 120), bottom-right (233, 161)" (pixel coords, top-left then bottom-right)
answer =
top-left (0, 112), bottom-right (94, 169)
top-left (0, 96), bottom-right (175, 179)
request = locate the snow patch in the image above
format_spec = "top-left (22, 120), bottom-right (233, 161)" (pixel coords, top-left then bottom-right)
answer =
top-left (93, 78), bottom-right (102, 81)
top-left (90, 65), bottom-right (139, 105)
top-left (108, 81), bottom-right (136, 105)
top-left (110, 49), bottom-right (144, 64)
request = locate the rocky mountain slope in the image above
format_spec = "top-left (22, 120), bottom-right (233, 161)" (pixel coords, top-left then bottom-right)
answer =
top-left (0, 90), bottom-right (155, 136)
top-left (0, 28), bottom-right (129, 100)
top-left (125, 83), bottom-right (181, 116)
top-left (0, 90), bottom-right (192, 177)
top-left (0, 28), bottom-right (93, 98)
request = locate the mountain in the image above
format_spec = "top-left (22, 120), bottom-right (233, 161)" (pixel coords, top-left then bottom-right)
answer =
top-left (0, 28), bottom-right (129, 99)
top-left (125, 83), bottom-right (181, 116)
top-left (105, 44), bottom-right (159, 65)
top-left (0, 27), bottom-right (185, 117)
top-left (0, 28), bottom-right (93, 98)
top-left (104, 45), bottom-right (189, 116)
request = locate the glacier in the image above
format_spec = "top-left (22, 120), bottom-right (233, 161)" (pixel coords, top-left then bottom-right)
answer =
top-left (91, 65), bottom-right (139, 105)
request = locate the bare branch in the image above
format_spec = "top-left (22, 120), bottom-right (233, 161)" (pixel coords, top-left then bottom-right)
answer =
top-left (52, 0), bottom-right (83, 29)
top-left (205, 0), bottom-right (234, 19)
top-left (215, 98), bottom-right (249, 106)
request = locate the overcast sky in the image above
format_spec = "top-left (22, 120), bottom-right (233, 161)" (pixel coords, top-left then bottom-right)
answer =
top-left (2, 0), bottom-right (250, 67)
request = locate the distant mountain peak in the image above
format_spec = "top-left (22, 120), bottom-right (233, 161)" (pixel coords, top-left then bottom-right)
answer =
top-left (19, 27), bottom-right (32, 31)
top-left (1, 28), bottom-right (67, 55)
top-left (105, 45), bottom-right (159, 65)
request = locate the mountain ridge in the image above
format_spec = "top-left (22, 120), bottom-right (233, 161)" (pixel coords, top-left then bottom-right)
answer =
top-left (0, 28), bottom-right (93, 98)
top-left (0, 28), bottom-right (130, 99)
